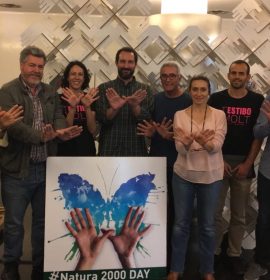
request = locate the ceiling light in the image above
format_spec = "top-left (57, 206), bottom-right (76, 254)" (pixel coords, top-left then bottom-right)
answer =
top-left (149, 0), bottom-right (221, 45)
top-left (161, 0), bottom-right (208, 14)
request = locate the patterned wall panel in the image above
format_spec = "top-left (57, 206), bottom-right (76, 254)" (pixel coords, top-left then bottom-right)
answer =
top-left (23, 0), bottom-right (267, 95)
top-left (21, 0), bottom-right (270, 249)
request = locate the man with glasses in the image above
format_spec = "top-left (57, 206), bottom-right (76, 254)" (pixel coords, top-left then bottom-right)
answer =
top-left (137, 61), bottom-right (191, 269)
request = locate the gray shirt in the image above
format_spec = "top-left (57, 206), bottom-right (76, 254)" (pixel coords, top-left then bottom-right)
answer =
top-left (254, 95), bottom-right (270, 179)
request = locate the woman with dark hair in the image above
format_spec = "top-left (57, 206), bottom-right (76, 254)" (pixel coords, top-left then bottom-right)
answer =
top-left (167, 76), bottom-right (227, 280)
top-left (57, 61), bottom-right (99, 156)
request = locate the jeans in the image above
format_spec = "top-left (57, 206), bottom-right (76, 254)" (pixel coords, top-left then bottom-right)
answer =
top-left (170, 173), bottom-right (221, 275)
top-left (215, 176), bottom-right (252, 256)
top-left (255, 172), bottom-right (270, 266)
top-left (1, 162), bottom-right (46, 269)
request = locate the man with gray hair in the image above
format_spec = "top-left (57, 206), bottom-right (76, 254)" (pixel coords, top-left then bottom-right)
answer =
top-left (0, 45), bottom-right (82, 280)
top-left (137, 61), bottom-right (192, 269)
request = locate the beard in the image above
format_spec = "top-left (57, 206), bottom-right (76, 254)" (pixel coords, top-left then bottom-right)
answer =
top-left (118, 68), bottom-right (135, 80)
top-left (230, 80), bottom-right (246, 89)
top-left (22, 73), bottom-right (42, 87)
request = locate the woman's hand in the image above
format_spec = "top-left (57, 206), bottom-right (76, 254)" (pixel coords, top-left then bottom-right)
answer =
top-left (194, 129), bottom-right (214, 146)
top-left (81, 88), bottom-right (99, 108)
top-left (174, 128), bottom-right (194, 150)
top-left (61, 88), bottom-right (83, 108)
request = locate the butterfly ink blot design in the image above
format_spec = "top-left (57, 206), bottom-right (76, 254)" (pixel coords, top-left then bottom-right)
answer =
top-left (56, 172), bottom-right (157, 261)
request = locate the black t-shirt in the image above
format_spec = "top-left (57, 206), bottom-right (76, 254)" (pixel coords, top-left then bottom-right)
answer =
top-left (150, 91), bottom-right (192, 167)
top-left (208, 89), bottom-right (264, 156)
top-left (57, 97), bottom-right (96, 156)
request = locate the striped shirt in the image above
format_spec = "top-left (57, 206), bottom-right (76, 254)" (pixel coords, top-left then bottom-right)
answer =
top-left (22, 79), bottom-right (47, 162)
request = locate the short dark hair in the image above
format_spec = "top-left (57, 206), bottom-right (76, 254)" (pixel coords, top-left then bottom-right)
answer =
top-left (61, 61), bottom-right (90, 90)
top-left (188, 75), bottom-right (211, 93)
top-left (229, 60), bottom-right (250, 75)
top-left (115, 47), bottom-right (138, 64)
top-left (20, 45), bottom-right (46, 63)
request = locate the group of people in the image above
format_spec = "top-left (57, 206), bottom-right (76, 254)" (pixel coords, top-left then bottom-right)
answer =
top-left (0, 44), bottom-right (269, 280)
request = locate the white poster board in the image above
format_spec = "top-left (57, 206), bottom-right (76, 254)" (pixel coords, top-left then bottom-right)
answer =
top-left (44, 157), bottom-right (167, 280)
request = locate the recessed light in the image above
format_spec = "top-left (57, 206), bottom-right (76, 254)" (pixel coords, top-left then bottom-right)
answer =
top-left (0, 3), bottom-right (21, 8)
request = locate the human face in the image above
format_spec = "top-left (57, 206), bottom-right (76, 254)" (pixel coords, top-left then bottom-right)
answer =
top-left (160, 66), bottom-right (180, 95)
top-left (228, 63), bottom-right (251, 89)
top-left (189, 79), bottom-right (209, 105)
top-left (20, 55), bottom-right (45, 88)
top-left (67, 65), bottom-right (85, 92)
top-left (116, 51), bottom-right (136, 80)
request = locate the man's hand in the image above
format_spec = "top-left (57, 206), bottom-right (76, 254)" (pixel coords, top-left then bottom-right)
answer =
top-left (224, 160), bottom-right (233, 177)
top-left (232, 162), bottom-right (252, 179)
top-left (154, 117), bottom-right (173, 140)
top-left (106, 88), bottom-right (126, 110)
top-left (125, 89), bottom-right (147, 109)
top-left (56, 126), bottom-right (83, 141)
top-left (0, 105), bottom-right (23, 130)
top-left (41, 124), bottom-right (56, 142)
top-left (137, 120), bottom-right (155, 138)
top-left (61, 88), bottom-right (83, 108)
top-left (41, 125), bottom-right (82, 142)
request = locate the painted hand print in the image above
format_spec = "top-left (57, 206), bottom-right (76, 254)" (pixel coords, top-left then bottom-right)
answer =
top-left (44, 157), bottom-right (166, 275)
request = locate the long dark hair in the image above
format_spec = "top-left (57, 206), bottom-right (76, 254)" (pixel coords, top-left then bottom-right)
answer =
top-left (61, 61), bottom-right (90, 90)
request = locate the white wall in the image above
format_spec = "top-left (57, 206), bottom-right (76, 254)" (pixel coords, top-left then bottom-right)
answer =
top-left (0, 13), bottom-right (37, 86)
top-left (0, 12), bottom-right (67, 86)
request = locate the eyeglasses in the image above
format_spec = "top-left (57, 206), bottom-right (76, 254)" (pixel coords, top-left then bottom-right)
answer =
top-left (160, 73), bottom-right (178, 80)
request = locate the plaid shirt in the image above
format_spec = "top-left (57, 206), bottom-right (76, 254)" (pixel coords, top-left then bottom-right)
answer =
top-left (22, 79), bottom-right (47, 162)
top-left (95, 77), bottom-right (154, 156)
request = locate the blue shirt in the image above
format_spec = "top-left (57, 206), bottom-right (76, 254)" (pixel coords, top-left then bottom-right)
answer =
top-left (150, 91), bottom-right (192, 167)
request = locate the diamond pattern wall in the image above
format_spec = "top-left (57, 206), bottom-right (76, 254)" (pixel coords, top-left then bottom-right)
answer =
top-left (21, 0), bottom-right (270, 249)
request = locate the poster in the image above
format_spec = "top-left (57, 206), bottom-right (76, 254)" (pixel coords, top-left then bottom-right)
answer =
top-left (44, 157), bottom-right (167, 280)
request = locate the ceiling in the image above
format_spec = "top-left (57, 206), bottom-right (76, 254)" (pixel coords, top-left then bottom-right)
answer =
top-left (0, 0), bottom-right (242, 17)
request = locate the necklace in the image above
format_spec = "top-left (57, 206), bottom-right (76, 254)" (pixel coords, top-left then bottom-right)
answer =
top-left (190, 105), bottom-right (208, 133)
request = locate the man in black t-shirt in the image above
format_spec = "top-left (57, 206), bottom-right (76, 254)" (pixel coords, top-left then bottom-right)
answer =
top-left (208, 60), bottom-right (264, 275)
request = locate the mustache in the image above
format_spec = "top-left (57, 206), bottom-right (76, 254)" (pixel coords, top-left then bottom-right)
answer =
top-left (120, 68), bottom-right (132, 72)
top-left (27, 73), bottom-right (42, 78)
